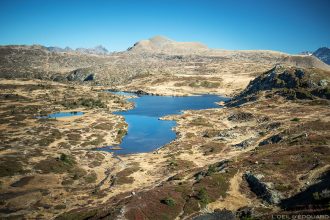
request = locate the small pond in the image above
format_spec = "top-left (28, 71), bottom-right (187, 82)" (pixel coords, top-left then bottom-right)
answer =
top-left (36, 111), bottom-right (84, 119)
top-left (98, 91), bottom-right (230, 155)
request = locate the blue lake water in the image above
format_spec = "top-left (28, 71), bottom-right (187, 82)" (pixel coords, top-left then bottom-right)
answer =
top-left (99, 92), bottom-right (230, 155)
top-left (37, 111), bottom-right (84, 119)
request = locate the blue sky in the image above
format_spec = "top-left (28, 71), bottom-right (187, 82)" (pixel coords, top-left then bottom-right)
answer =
top-left (0, 0), bottom-right (329, 53)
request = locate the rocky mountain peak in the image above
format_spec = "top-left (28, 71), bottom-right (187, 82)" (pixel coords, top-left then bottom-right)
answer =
top-left (313, 47), bottom-right (330, 65)
top-left (127, 35), bottom-right (208, 54)
top-left (75, 45), bottom-right (108, 55)
top-left (93, 45), bottom-right (109, 53)
top-left (149, 35), bottom-right (172, 44)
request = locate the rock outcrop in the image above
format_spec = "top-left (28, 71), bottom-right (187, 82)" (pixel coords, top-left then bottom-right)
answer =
top-left (228, 65), bottom-right (330, 106)
top-left (244, 171), bottom-right (282, 204)
top-left (66, 68), bottom-right (95, 82)
top-left (259, 133), bottom-right (284, 146)
top-left (194, 159), bottom-right (229, 181)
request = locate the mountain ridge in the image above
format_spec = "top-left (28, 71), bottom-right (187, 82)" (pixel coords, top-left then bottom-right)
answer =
top-left (6, 44), bottom-right (110, 55)
top-left (0, 36), bottom-right (330, 93)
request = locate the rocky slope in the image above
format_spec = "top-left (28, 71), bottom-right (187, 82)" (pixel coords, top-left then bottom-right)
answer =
top-left (313, 47), bottom-right (330, 65)
top-left (229, 65), bottom-right (330, 106)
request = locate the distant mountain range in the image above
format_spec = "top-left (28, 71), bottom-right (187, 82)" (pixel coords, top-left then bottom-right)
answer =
top-left (298, 51), bottom-right (313, 56)
top-left (46, 45), bottom-right (109, 55)
top-left (0, 36), bottom-right (329, 87)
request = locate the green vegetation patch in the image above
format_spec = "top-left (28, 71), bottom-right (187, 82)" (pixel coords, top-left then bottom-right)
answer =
top-left (61, 98), bottom-right (107, 109)
top-left (37, 136), bottom-right (56, 147)
top-left (194, 169), bottom-right (235, 206)
top-left (167, 157), bottom-right (196, 171)
top-left (71, 167), bottom-right (87, 180)
top-left (190, 117), bottom-right (212, 127)
top-left (196, 187), bottom-right (210, 208)
top-left (201, 142), bottom-right (225, 156)
top-left (35, 153), bottom-right (76, 174)
top-left (114, 122), bottom-right (128, 142)
top-left (290, 117), bottom-right (300, 122)
top-left (55, 209), bottom-right (97, 220)
top-left (93, 122), bottom-right (114, 130)
top-left (161, 197), bottom-right (176, 207)
top-left (189, 80), bottom-right (220, 88)
top-left (115, 163), bottom-right (140, 185)
top-left (84, 171), bottom-right (97, 183)
top-left (0, 156), bottom-right (27, 177)
top-left (81, 134), bottom-right (105, 147)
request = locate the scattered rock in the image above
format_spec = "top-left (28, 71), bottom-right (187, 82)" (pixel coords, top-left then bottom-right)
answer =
top-left (259, 134), bottom-right (283, 146)
top-left (233, 138), bottom-right (254, 149)
top-left (203, 130), bottom-right (220, 138)
top-left (193, 209), bottom-right (236, 220)
top-left (215, 129), bottom-right (238, 141)
top-left (236, 206), bottom-right (253, 219)
top-left (265, 122), bottom-right (281, 131)
top-left (194, 160), bottom-right (229, 181)
top-left (228, 112), bottom-right (254, 122)
top-left (135, 90), bottom-right (149, 95)
top-left (319, 79), bottom-right (328, 87)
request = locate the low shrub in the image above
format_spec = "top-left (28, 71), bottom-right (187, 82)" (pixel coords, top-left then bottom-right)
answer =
top-left (161, 197), bottom-right (176, 207)
top-left (196, 188), bottom-right (209, 208)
